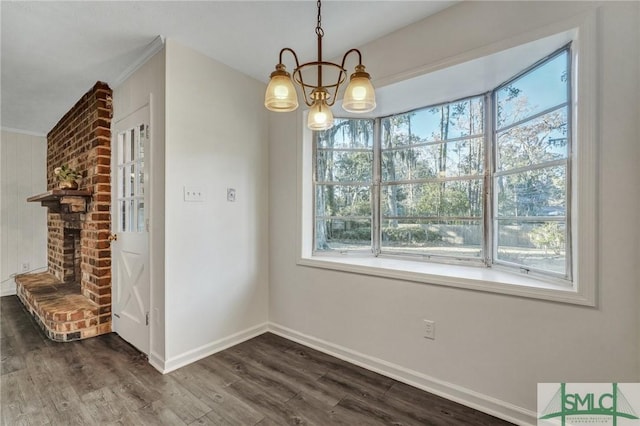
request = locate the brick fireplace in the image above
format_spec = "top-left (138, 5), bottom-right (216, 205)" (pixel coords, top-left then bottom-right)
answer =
top-left (16, 82), bottom-right (113, 342)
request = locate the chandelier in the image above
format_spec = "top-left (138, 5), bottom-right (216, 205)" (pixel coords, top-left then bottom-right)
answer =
top-left (264, 0), bottom-right (376, 131)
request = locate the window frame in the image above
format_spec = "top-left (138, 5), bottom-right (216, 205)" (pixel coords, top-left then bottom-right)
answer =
top-left (313, 45), bottom-right (572, 281)
top-left (489, 45), bottom-right (573, 282)
top-left (313, 120), bottom-right (375, 255)
top-left (378, 95), bottom-right (486, 264)
top-left (299, 15), bottom-right (597, 307)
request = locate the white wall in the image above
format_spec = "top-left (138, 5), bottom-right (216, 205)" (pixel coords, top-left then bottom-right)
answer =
top-left (637, 1), bottom-right (640, 381)
top-left (269, 2), bottom-right (640, 424)
top-left (163, 40), bottom-right (269, 371)
top-left (112, 47), bottom-right (167, 368)
top-left (0, 130), bottom-right (47, 296)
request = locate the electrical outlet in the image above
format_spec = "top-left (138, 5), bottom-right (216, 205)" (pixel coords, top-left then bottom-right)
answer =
top-left (227, 188), bottom-right (236, 202)
top-left (184, 186), bottom-right (205, 202)
top-left (21, 262), bottom-right (30, 273)
top-left (423, 319), bottom-right (435, 340)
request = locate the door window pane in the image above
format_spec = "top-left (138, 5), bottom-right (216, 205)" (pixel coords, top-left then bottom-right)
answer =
top-left (117, 123), bottom-right (147, 234)
top-left (123, 130), bottom-right (131, 162)
top-left (120, 200), bottom-right (127, 233)
top-left (129, 164), bottom-right (135, 196)
top-left (118, 133), bottom-right (124, 165)
top-left (138, 160), bottom-right (144, 195)
top-left (138, 125), bottom-right (145, 159)
top-left (129, 200), bottom-right (135, 232)
top-left (129, 129), bottom-right (135, 161)
top-left (137, 200), bottom-right (145, 232)
top-left (120, 166), bottom-right (126, 198)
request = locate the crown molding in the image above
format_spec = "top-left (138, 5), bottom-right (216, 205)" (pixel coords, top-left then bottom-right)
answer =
top-left (112, 35), bottom-right (165, 88)
top-left (1, 127), bottom-right (47, 137)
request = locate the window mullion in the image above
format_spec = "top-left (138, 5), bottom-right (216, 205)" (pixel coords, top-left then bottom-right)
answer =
top-left (372, 118), bottom-right (381, 256)
top-left (495, 101), bottom-right (568, 133)
top-left (382, 133), bottom-right (484, 151)
top-left (565, 45), bottom-right (574, 282)
top-left (484, 91), bottom-right (495, 267)
top-left (312, 131), bottom-right (318, 251)
top-left (493, 159), bottom-right (567, 177)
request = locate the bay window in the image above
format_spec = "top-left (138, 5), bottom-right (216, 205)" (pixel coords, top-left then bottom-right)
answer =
top-left (313, 46), bottom-right (572, 282)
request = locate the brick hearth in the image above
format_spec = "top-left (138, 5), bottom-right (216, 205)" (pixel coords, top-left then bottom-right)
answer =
top-left (15, 272), bottom-right (109, 341)
top-left (17, 81), bottom-right (113, 341)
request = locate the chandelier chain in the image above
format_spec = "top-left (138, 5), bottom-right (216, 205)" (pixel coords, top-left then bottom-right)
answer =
top-left (315, 0), bottom-right (324, 38)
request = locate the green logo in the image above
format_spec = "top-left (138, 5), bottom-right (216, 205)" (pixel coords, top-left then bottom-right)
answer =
top-left (539, 383), bottom-right (639, 425)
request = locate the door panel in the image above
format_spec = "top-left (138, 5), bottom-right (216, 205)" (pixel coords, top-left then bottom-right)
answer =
top-left (111, 106), bottom-right (150, 355)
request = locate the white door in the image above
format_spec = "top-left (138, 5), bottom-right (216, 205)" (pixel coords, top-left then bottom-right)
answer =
top-left (111, 106), bottom-right (150, 355)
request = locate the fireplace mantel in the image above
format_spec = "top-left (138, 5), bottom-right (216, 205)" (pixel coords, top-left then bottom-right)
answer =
top-left (27, 189), bottom-right (92, 213)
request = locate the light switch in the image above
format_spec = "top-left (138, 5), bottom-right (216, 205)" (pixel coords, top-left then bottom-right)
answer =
top-left (184, 186), bottom-right (205, 202)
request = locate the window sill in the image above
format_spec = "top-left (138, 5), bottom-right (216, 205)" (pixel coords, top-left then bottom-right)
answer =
top-left (297, 254), bottom-right (594, 306)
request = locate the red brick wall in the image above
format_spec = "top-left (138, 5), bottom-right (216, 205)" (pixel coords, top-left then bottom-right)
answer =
top-left (46, 81), bottom-right (113, 326)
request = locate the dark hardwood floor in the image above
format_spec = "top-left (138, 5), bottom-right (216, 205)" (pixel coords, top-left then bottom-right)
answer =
top-left (1, 295), bottom-right (512, 425)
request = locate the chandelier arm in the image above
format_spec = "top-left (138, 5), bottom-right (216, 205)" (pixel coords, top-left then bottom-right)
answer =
top-left (277, 48), bottom-right (310, 106)
top-left (293, 69), bottom-right (313, 107)
top-left (278, 48), bottom-right (301, 70)
top-left (340, 48), bottom-right (363, 69)
top-left (326, 86), bottom-right (339, 107)
top-left (335, 49), bottom-right (365, 106)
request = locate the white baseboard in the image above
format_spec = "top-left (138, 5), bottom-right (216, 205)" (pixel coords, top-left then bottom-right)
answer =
top-left (268, 322), bottom-right (537, 426)
top-left (144, 320), bottom-right (537, 424)
top-left (148, 350), bottom-right (166, 374)
top-left (156, 322), bottom-right (269, 374)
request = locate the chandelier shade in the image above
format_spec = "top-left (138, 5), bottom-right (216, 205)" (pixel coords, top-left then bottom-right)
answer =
top-left (264, 65), bottom-right (298, 112)
top-left (342, 65), bottom-right (376, 113)
top-left (264, 0), bottom-right (376, 130)
top-left (307, 89), bottom-right (334, 130)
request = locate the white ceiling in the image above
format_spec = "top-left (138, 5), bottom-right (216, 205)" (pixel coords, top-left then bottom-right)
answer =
top-left (1, 1), bottom-right (457, 135)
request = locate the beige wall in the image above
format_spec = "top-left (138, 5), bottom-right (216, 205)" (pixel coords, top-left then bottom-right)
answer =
top-left (113, 47), bottom-right (167, 366)
top-left (109, 38), bottom-right (272, 372)
top-left (163, 40), bottom-right (270, 371)
top-left (0, 130), bottom-right (47, 296)
top-left (268, 2), bottom-right (640, 423)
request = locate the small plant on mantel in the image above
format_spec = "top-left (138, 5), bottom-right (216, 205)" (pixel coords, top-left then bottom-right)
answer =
top-left (54, 165), bottom-right (81, 190)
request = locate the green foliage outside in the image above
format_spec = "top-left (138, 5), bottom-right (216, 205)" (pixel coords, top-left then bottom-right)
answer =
top-left (529, 222), bottom-right (565, 255)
